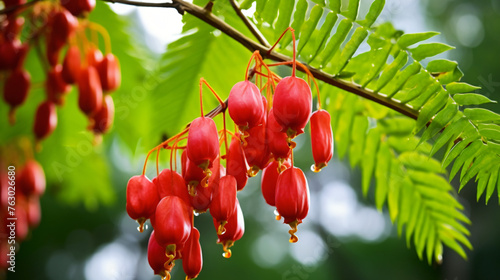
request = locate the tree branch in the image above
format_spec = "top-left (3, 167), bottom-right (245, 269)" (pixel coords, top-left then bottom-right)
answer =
top-left (0, 0), bottom-right (41, 15)
top-left (229, 0), bottom-right (270, 48)
top-left (101, 0), bottom-right (419, 120)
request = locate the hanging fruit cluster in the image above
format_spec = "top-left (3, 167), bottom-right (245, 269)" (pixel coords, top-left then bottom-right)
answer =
top-left (1, 0), bottom-right (120, 146)
top-left (0, 142), bottom-right (45, 270)
top-left (126, 28), bottom-right (334, 279)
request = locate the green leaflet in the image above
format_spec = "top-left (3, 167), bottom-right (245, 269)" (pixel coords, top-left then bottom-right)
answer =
top-left (334, 95), bottom-right (357, 159)
top-left (388, 159), bottom-right (402, 222)
top-left (378, 117), bottom-right (415, 136)
top-left (485, 167), bottom-right (499, 204)
top-left (397, 179), bottom-right (413, 235)
top-left (446, 82), bottom-right (481, 94)
top-left (297, 4), bottom-right (323, 54)
top-left (397, 31), bottom-right (440, 49)
top-left (395, 72), bottom-right (433, 104)
top-left (308, 12), bottom-right (338, 62)
top-left (419, 98), bottom-right (458, 144)
top-left (361, 43), bottom-right (392, 88)
top-left (320, 19), bottom-right (353, 67)
top-left (349, 115), bottom-right (368, 168)
top-left (437, 67), bottom-right (464, 85)
top-left (407, 170), bottom-right (452, 191)
top-left (357, 0), bottom-right (385, 27)
top-left (426, 59), bottom-right (458, 73)
top-left (399, 152), bottom-right (444, 173)
top-left (362, 128), bottom-right (381, 196)
top-left (261, 0), bottom-right (281, 24)
top-left (274, 0), bottom-right (295, 41)
top-left (311, 0), bottom-right (325, 6)
top-left (330, 26), bottom-right (369, 75)
top-left (409, 43), bottom-right (455, 61)
top-left (478, 124), bottom-right (500, 139)
top-left (341, 0), bottom-right (360, 20)
top-left (414, 89), bottom-right (448, 134)
top-left (449, 140), bottom-right (484, 181)
top-left (375, 50), bottom-right (408, 92)
top-left (382, 61), bottom-right (421, 98)
top-left (239, 0), bottom-right (254, 9)
top-left (464, 108), bottom-right (500, 124)
top-left (375, 141), bottom-right (392, 210)
top-left (429, 115), bottom-right (467, 156)
top-left (453, 93), bottom-right (497, 105)
top-left (476, 170), bottom-right (490, 202)
top-left (281, 0), bottom-right (307, 47)
top-left (461, 153), bottom-right (497, 190)
top-left (328, 0), bottom-right (341, 13)
top-left (256, 0), bottom-right (267, 18)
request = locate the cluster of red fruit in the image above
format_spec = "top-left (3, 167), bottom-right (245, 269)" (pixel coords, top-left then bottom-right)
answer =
top-left (126, 28), bottom-right (333, 279)
top-left (1, 0), bottom-right (120, 146)
top-left (0, 155), bottom-right (45, 270)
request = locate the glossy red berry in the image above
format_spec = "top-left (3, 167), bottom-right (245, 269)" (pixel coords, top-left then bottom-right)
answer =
top-left (3, 0), bottom-right (26, 9)
top-left (46, 65), bottom-right (71, 106)
top-left (3, 16), bottom-right (24, 41)
top-left (182, 149), bottom-right (207, 189)
top-left (189, 156), bottom-right (222, 213)
top-left (261, 159), bottom-right (291, 207)
top-left (0, 39), bottom-right (27, 70)
top-left (147, 230), bottom-right (170, 278)
top-left (154, 196), bottom-right (192, 256)
top-left (92, 95), bottom-right (114, 134)
top-left (243, 121), bottom-right (271, 175)
top-left (18, 159), bottom-right (46, 197)
top-left (46, 9), bottom-right (77, 66)
top-left (156, 169), bottom-right (190, 205)
top-left (97, 53), bottom-right (121, 92)
top-left (267, 108), bottom-right (291, 161)
top-left (275, 167), bottom-right (310, 243)
top-left (228, 80), bottom-right (265, 131)
top-left (210, 175), bottom-right (237, 235)
top-left (86, 47), bottom-right (103, 67)
top-left (62, 46), bottom-right (81, 84)
top-left (186, 116), bottom-right (219, 170)
top-left (226, 135), bottom-right (248, 191)
top-left (310, 110), bottom-right (333, 172)
top-left (27, 196), bottom-right (41, 227)
top-left (214, 199), bottom-right (245, 258)
top-left (33, 101), bottom-right (57, 141)
top-left (126, 175), bottom-right (159, 232)
top-left (182, 227), bottom-right (203, 280)
top-left (3, 69), bottom-right (30, 122)
top-left (62, 0), bottom-right (96, 16)
top-left (273, 76), bottom-right (312, 138)
top-left (78, 66), bottom-right (103, 116)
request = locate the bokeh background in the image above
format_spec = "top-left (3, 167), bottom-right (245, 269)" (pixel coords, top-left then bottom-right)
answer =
top-left (2, 0), bottom-right (500, 279)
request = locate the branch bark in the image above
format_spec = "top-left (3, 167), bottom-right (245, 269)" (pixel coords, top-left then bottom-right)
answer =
top-left (101, 0), bottom-right (420, 120)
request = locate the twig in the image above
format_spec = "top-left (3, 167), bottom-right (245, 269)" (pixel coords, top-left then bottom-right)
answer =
top-left (229, 0), bottom-right (270, 47)
top-left (0, 0), bottom-right (42, 15)
top-left (102, 0), bottom-right (420, 120)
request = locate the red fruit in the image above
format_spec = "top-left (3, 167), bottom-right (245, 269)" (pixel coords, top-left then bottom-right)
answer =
top-left (261, 158), bottom-right (291, 207)
top-left (214, 199), bottom-right (245, 258)
top-left (275, 167), bottom-right (310, 243)
top-left (62, 0), bottom-right (96, 16)
top-left (62, 46), bottom-right (81, 84)
top-left (3, 69), bottom-right (30, 121)
top-left (267, 108), bottom-right (291, 161)
top-left (228, 80), bottom-right (264, 131)
top-left (92, 95), bottom-right (114, 134)
top-left (3, 16), bottom-right (25, 41)
top-left (97, 53), bottom-right (121, 92)
top-left (182, 227), bottom-right (203, 280)
top-left (33, 101), bottom-right (57, 141)
top-left (182, 149), bottom-right (207, 189)
top-left (156, 169), bottom-right (190, 205)
top-left (46, 9), bottom-right (77, 66)
top-left (126, 175), bottom-right (159, 232)
top-left (147, 231), bottom-right (170, 278)
top-left (27, 196), bottom-right (41, 227)
top-left (186, 117), bottom-right (219, 170)
top-left (154, 196), bottom-right (192, 256)
top-left (226, 135), bottom-right (248, 191)
top-left (14, 197), bottom-right (29, 242)
top-left (310, 110), bottom-right (333, 172)
top-left (243, 121), bottom-right (272, 175)
top-left (273, 76), bottom-right (312, 138)
top-left (86, 47), bottom-right (103, 67)
top-left (46, 65), bottom-right (71, 105)
top-left (3, 0), bottom-right (26, 9)
top-left (189, 156), bottom-right (223, 213)
top-left (78, 66), bottom-right (103, 115)
top-left (18, 159), bottom-right (46, 197)
top-left (210, 175), bottom-right (237, 235)
top-left (0, 39), bottom-right (27, 70)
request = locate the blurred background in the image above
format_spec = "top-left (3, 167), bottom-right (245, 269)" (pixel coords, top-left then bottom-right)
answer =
top-left (2, 0), bottom-right (500, 279)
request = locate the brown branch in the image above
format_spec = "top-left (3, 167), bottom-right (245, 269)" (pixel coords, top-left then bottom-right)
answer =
top-left (228, 0), bottom-right (270, 47)
top-left (101, 0), bottom-right (420, 120)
